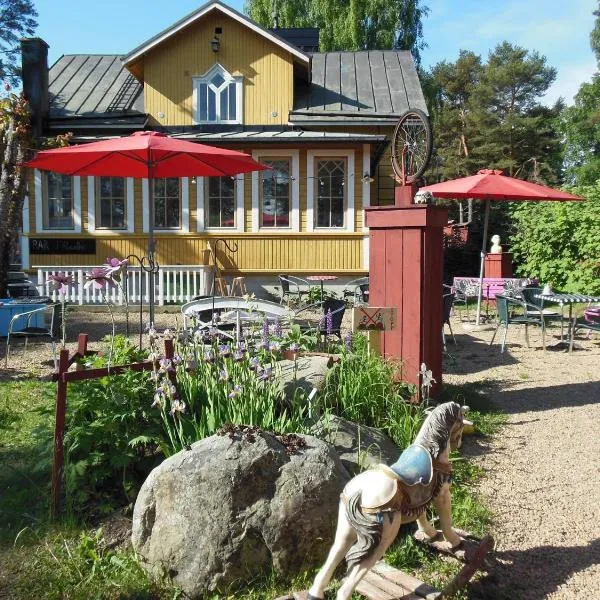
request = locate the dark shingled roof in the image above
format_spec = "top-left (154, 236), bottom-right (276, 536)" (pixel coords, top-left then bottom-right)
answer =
top-left (48, 54), bottom-right (144, 118)
top-left (291, 50), bottom-right (428, 123)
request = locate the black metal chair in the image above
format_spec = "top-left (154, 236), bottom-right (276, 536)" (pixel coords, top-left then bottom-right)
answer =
top-left (442, 292), bottom-right (456, 350)
top-left (342, 277), bottom-right (369, 306)
top-left (295, 298), bottom-right (346, 339)
top-left (5, 303), bottom-right (60, 367)
top-left (490, 295), bottom-right (545, 353)
top-left (520, 287), bottom-right (563, 321)
top-left (277, 274), bottom-right (311, 305)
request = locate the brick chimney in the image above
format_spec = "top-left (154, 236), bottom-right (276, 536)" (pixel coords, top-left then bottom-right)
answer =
top-left (21, 38), bottom-right (49, 137)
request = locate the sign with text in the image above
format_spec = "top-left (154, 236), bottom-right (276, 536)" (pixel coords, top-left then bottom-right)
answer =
top-left (352, 307), bottom-right (396, 331)
top-left (30, 238), bottom-right (97, 255)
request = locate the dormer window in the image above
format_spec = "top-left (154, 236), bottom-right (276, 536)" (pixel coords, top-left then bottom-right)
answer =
top-left (193, 64), bottom-right (243, 124)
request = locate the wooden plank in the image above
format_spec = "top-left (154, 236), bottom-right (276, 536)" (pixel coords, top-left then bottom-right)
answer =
top-left (356, 576), bottom-right (398, 600)
top-left (363, 570), bottom-right (421, 599)
top-left (372, 563), bottom-right (440, 598)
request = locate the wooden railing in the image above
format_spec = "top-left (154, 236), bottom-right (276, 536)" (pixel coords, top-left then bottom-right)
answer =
top-left (36, 265), bottom-right (213, 305)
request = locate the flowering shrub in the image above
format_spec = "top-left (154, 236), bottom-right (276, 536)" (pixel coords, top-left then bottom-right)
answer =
top-left (150, 319), bottom-right (309, 456)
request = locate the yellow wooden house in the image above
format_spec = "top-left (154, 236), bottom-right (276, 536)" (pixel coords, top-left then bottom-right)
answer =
top-left (21, 0), bottom-right (427, 300)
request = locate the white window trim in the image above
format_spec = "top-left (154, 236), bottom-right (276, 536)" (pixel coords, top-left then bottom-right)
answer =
top-left (142, 178), bottom-right (189, 233)
top-left (251, 149), bottom-right (299, 233)
top-left (307, 149), bottom-right (355, 233)
top-left (197, 174), bottom-right (244, 233)
top-left (35, 169), bottom-right (81, 233)
top-left (87, 177), bottom-right (135, 234)
top-left (21, 194), bottom-right (30, 269)
top-left (192, 63), bottom-right (243, 125)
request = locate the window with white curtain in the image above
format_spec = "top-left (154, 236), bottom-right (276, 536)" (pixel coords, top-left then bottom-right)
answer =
top-left (43, 172), bottom-right (74, 229)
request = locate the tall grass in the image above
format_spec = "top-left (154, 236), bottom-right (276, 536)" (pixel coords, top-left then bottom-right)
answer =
top-left (320, 334), bottom-right (423, 449)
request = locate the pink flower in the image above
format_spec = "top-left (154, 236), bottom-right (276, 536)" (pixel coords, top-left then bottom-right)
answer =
top-left (104, 257), bottom-right (128, 273)
top-left (47, 273), bottom-right (75, 294)
top-left (84, 267), bottom-right (116, 290)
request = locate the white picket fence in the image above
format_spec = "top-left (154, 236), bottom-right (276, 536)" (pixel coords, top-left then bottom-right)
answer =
top-left (36, 265), bottom-right (213, 305)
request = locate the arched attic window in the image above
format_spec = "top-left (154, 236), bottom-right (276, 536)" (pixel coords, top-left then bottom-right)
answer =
top-left (193, 64), bottom-right (243, 124)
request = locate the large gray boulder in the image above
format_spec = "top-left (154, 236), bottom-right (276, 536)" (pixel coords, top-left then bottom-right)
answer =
top-left (311, 415), bottom-right (401, 475)
top-left (132, 429), bottom-right (349, 597)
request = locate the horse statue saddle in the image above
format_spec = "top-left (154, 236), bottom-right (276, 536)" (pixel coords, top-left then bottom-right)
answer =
top-left (354, 445), bottom-right (436, 516)
top-left (389, 444), bottom-right (433, 486)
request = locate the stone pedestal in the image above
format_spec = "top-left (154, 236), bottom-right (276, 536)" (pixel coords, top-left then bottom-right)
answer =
top-left (484, 253), bottom-right (513, 278)
top-left (365, 200), bottom-right (448, 398)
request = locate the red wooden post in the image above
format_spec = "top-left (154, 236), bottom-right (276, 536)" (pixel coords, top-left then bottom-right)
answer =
top-left (484, 253), bottom-right (513, 278)
top-left (77, 333), bottom-right (88, 356)
top-left (52, 347), bottom-right (70, 519)
top-left (366, 191), bottom-right (448, 398)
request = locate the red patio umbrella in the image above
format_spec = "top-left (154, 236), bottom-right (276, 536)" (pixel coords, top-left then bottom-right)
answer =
top-left (420, 169), bottom-right (583, 324)
top-left (25, 131), bottom-right (268, 322)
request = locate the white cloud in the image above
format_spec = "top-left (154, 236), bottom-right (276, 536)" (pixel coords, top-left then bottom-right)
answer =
top-left (543, 59), bottom-right (597, 106)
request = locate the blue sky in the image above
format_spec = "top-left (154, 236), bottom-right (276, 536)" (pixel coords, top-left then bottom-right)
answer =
top-left (35, 0), bottom-right (597, 105)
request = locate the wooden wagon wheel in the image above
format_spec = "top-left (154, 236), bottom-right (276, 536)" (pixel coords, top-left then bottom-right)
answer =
top-left (391, 109), bottom-right (433, 184)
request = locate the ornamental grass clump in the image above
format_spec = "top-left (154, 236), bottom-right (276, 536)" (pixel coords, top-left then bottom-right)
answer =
top-left (320, 333), bottom-right (422, 449)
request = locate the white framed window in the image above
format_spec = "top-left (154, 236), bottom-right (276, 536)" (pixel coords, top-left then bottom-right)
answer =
top-left (251, 150), bottom-right (299, 232)
top-left (192, 64), bottom-right (243, 124)
top-left (35, 170), bottom-right (81, 233)
top-left (142, 178), bottom-right (189, 233)
top-left (153, 177), bottom-right (180, 229)
top-left (206, 176), bottom-right (236, 228)
top-left (306, 150), bottom-right (355, 232)
top-left (96, 177), bottom-right (126, 229)
top-left (196, 174), bottom-right (244, 233)
top-left (87, 177), bottom-right (135, 234)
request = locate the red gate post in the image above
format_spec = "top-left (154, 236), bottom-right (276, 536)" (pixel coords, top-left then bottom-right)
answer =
top-left (365, 185), bottom-right (448, 398)
top-left (52, 346), bottom-right (70, 519)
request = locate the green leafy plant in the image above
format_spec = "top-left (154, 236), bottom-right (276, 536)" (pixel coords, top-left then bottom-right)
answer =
top-left (319, 333), bottom-right (421, 448)
top-left (510, 182), bottom-right (600, 294)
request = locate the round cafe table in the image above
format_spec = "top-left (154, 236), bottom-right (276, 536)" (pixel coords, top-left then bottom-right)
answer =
top-left (306, 275), bottom-right (338, 302)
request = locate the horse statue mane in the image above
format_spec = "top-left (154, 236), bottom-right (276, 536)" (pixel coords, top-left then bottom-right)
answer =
top-left (413, 401), bottom-right (464, 459)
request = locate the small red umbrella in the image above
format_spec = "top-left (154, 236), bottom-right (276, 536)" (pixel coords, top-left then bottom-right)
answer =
top-left (420, 169), bottom-right (583, 324)
top-left (25, 131), bottom-right (268, 322)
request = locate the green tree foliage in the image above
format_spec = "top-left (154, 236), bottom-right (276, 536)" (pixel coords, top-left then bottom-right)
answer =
top-left (510, 182), bottom-right (600, 294)
top-left (244, 0), bottom-right (429, 64)
top-left (560, 76), bottom-right (600, 185)
top-left (560, 2), bottom-right (600, 186)
top-left (590, 1), bottom-right (600, 67)
top-left (0, 0), bottom-right (37, 85)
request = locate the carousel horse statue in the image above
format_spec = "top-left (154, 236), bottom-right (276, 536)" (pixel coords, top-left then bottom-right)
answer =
top-left (308, 401), bottom-right (467, 600)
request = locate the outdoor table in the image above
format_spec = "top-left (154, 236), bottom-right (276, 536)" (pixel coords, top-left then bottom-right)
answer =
top-left (306, 275), bottom-right (338, 302)
top-left (534, 292), bottom-right (600, 352)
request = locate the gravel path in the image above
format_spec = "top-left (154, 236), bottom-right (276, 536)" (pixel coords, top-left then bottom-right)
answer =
top-left (444, 319), bottom-right (600, 599)
top-left (2, 309), bottom-right (599, 599)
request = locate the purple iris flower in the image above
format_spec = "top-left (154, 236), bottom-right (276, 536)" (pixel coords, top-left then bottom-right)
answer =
top-left (229, 384), bottom-right (243, 399)
top-left (344, 332), bottom-right (353, 351)
top-left (249, 356), bottom-right (260, 371)
top-left (218, 344), bottom-right (231, 358)
top-left (84, 267), bottom-right (116, 290)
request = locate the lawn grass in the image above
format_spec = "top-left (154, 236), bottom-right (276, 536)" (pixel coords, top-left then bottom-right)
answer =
top-left (0, 376), bottom-right (503, 599)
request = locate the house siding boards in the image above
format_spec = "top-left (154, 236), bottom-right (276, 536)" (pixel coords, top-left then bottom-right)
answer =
top-left (142, 11), bottom-right (294, 127)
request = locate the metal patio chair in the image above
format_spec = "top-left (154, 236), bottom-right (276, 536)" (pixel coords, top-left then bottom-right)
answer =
top-left (5, 303), bottom-right (59, 368)
top-left (277, 274), bottom-right (311, 305)
top-left (442, 292), bottom-right (456, 351)
top-left (342, 277), bottom-right (369, 306)
top-left (490, 294), bottom-right (545, 353)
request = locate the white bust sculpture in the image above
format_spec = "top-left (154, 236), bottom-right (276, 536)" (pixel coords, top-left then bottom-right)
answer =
top-left (490, 234), bottom-right (502, 254)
